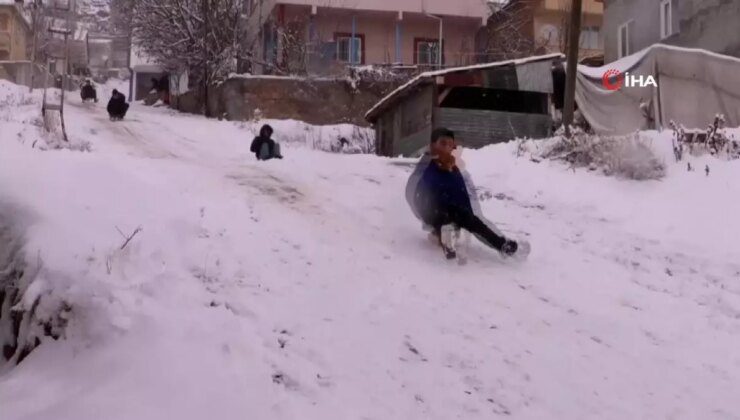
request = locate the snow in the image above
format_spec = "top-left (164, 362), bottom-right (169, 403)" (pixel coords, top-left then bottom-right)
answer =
top-left (577, 43), bottom-right (740, 79)
top-left (1, 79), bottom-right (740, 419)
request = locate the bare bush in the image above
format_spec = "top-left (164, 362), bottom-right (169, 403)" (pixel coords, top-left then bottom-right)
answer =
top-left (523, 130), bottom-right (666, 181)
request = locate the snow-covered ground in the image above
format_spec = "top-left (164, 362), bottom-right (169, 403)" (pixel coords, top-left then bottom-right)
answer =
top-left (1, 80), bottom-right (739, 420)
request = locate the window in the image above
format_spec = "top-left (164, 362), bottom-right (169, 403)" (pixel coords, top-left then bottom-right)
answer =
top-left (335, 33), bottom-right (363, 64)
top-left (617, 21), bottom-right (632, 59)
top-left (415, 38), bottom-right (442, 66)
top-left (0, 14), bottom-right (10, 32)
top-left (580, 26), bottom-right (601, 50)
top-left (660, 0), bottom-right (673, 39)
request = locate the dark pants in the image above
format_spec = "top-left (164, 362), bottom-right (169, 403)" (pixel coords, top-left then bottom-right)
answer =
top-left (81, 86), bottom-right (97, 102)
top-left (108, 101), bottom-right (129, 119)
top-left (425, 205), bottom-right (506, 251)
top-left (257, 139), bottom-right (280, 160)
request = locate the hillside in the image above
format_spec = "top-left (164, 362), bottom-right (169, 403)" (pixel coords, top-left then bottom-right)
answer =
top-left (1, 80), bottom-right (739, 419)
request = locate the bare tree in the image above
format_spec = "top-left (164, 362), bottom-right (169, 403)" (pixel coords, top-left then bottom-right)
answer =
top-left (480, 0), bottom-right (539, 61)
top-left (129, 0), bottom-right (245, 87)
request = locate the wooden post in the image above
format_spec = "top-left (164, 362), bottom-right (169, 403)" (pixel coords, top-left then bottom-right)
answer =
top-left (59, 26), bottom-right (69, 142)
top-left (562, 0), bottom-right (583, 137)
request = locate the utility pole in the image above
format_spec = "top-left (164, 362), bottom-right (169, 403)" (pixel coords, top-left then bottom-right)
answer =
top-left (203, 0), bottom-right (210, 117)
top-left (562, 0), bottom-right (583, 137)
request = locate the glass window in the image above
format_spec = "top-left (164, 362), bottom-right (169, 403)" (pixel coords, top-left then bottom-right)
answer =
top-left (618, 21), bottom-right (631, 58)
top-left (660, 0), bottom-right (673, 39)
top-left (336, 35), bottom-right (362, 64)
top-left (416, 40), bottom-right (441, 65)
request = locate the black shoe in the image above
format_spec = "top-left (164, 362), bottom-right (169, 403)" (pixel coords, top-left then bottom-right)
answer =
top-left (500, 240), bottom-right (518, 257)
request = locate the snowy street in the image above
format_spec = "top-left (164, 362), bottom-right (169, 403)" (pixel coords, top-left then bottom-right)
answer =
top-left (1, 81), bottom-right (740, 419)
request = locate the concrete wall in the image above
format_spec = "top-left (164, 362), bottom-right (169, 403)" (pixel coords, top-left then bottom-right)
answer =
top-left (173, 75), bottom-right (399, 126)
top-left (534, 9), bottom-right (603, 57)
top-left (0, 6), bottom-right (29, 61)
top-left (604, 0), bottom-right (740, 63)
top-left (670, 0), bottom-right (740, 58)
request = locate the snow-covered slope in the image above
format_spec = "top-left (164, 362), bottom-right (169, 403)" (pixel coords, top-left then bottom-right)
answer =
top-left (1, 80), bottom-right (739, 419)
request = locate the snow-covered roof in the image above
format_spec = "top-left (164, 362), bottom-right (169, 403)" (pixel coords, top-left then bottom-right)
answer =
top-left (130, 44), bottom-right (161, 71)
top-left (576, 43), bottom-right (740, 79)
top-left (365, 53), bottom-right (564, 123)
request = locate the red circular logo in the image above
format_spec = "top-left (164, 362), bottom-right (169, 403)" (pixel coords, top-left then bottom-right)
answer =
top-left (602, 69), bottom-right (624, 91)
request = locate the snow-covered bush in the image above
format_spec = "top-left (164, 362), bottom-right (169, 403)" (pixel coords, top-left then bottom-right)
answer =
top-left (520, 129), bottom-right (666, 180)
top-left (0, 205), bottom-right (70, 367)
top-left (670, 115), bottom-right (740, 161)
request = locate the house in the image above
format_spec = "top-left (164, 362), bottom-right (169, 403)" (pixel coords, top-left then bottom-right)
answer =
top-left (0, 0), bottom-right (31, 61)
top-left (87, 32), bottom-right (131, 79)
top-left (243, 0), bottom-right (490, 75)
top-left (129, 44), bottom-right (168, 102)
top-left (365, 53), bottom-right (562, 157)
top-left (480, 0), bottom-right (604, 64)
top-left (603, 0), bottom-right (740, 63)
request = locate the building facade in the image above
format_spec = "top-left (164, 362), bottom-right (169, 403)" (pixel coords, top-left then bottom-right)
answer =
top-left (0, 1), bottom-right (31, 61)
top-left (603, 0), bottom-right (740, 63)
top-left (481, 0), bottom-right (604, 63)
top-left (243, 0), bottom-right (490, 75)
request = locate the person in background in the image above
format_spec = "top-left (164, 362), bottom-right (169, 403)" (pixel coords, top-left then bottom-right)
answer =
top-left (80, 80), bottom-right (97, 103)
top-left (107, 89), bottom-right (129, 121)
top-left (250, 124), bottom-right (283, 160)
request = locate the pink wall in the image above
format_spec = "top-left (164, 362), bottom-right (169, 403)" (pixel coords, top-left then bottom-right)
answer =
top-left (281, 5), bottom-right (482, 67)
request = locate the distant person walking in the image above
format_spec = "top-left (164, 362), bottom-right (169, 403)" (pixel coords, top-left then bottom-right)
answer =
top-left (250, 124), bottom-right (283, 160)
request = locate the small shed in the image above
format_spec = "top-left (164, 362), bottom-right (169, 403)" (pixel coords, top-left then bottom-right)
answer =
top-left (365, 54), bottom-right (564, 157)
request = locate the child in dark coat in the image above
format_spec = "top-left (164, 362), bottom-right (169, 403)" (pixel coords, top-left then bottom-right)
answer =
top-left (250, 124), bottom-right (283, 160)
top-left (408, 128), bottom-right (518, 258)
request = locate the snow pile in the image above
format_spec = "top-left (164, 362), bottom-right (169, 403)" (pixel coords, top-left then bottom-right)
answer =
top-left (237, 118), bottom-right (374, 153)
top-left (0, 80), bottom-right (91, 151)
top-left (1, 79), bottom-right (740, 419)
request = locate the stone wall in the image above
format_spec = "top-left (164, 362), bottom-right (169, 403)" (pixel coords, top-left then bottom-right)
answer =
top-left (171, 74), bottom-right (405, 127)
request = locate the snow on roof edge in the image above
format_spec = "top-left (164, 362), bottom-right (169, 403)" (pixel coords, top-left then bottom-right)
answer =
top-left (576, 44), bottom-right (740, 79)
top-left (365, 53), bottom-right (565, 122)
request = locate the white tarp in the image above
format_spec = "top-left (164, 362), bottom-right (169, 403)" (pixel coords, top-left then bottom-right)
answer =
top-left (576, 44), bottom-right (740, 134)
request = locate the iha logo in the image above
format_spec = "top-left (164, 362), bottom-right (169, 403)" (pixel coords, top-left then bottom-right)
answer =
top-left (601, 69), bottom-right (657, 90)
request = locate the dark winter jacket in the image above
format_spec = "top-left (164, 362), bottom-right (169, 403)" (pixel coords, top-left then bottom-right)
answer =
top-left (107, 92), bottom-right (128, 117)
top-left (250, 124), bottom-right (280, 160)
top-left (250, 136), bottom-right (276, 159)
top-left (413, 159), bottom-right (473, 223)
top-left (81, 84), bottom-right (96, 101)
